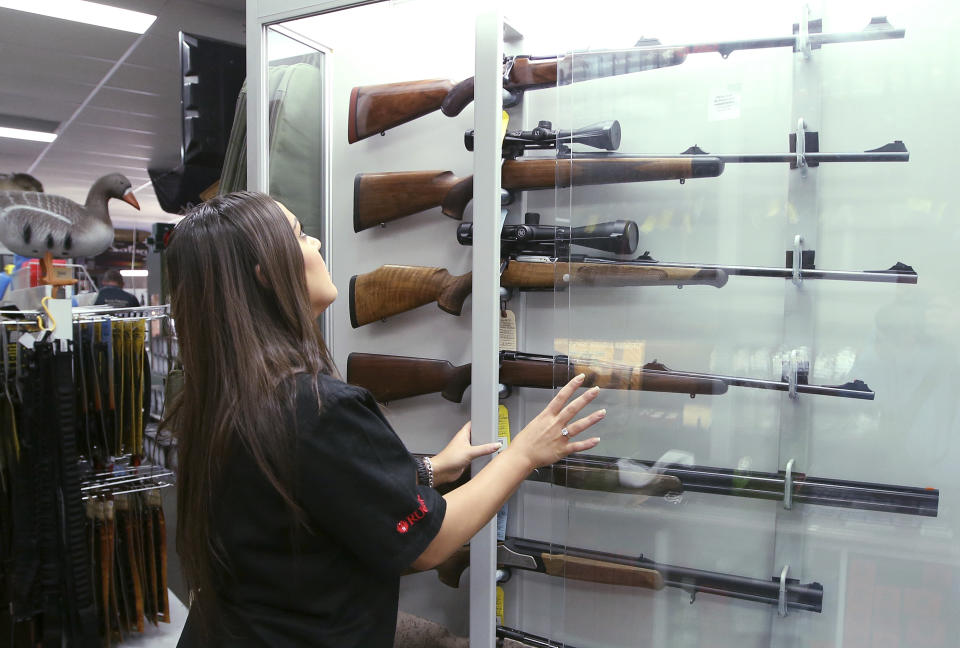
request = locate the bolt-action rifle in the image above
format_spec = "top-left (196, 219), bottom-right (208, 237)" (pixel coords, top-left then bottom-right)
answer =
top-left (349, 259), bottom-right (727, 328)
top-left (423, 537), bottom-right (823, 613)
top-left (347, 17), bottom-right (904, 142)
top-left (458, 216), bottom-right (920, 286)
top-left (353, 135), bottom-right (908, 231)
top-left (346, 351), bottom-right (875, 402)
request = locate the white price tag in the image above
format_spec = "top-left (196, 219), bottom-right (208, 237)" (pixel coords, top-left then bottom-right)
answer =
top-left (708, 90), bottom-right (741, 121)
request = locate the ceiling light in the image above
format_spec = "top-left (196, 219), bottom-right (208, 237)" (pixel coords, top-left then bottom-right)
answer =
top-left (119, 269), bottom-right (148, 277)
top-left (0, 0), bottom-right (157, 34)
top-left (0, 127), bottom-right (57, 143)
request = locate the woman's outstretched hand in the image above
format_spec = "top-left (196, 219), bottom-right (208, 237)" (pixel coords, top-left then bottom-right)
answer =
top-left (507, 373), bottom-right (604, 470)
top-left (430, 422), bottom-right (501, 486)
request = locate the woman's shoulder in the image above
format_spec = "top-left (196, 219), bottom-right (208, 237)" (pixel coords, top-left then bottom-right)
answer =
top-left (293, 372), bottom-right (377, 416)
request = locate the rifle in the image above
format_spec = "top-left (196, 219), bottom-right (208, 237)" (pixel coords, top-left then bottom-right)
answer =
top-left (346, 351), bottom-right (875, 402)
top-left (349, 260), bottom-right (727, 327)
top-left (347, 17), bottom-right (904, 142)
top-left (347, 351), bottom-right (728, 402)
top-left (458, 219), bottom-right (919, 285)
top-left (425, 537), bottom-right (823, 613)
top-left (537, 453), bottom-right (939, 517)
top-left (353, 139), bottom-right (908, 230)
top-left (497, 626), bottom-right (573, 648)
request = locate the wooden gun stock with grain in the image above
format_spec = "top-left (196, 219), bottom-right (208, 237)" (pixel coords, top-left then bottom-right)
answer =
top-left (352, 156), bottom-right (722, 231)
top-left (348, 260), bottom-right (726, 327)
top-left (346, 352), bottom-right (728, 404)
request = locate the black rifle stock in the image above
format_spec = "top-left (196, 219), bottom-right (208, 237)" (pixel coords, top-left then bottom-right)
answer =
top-left (349, 260), bottom-right (727, 327)
top-left (347, 18), bottom-right (904, 141)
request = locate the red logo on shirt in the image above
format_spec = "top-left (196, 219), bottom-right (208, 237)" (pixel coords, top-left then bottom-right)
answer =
top-left (396, 496), bottom-right (429, 534)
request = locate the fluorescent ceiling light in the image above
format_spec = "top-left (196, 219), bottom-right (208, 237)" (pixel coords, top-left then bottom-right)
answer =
top-left (0, 0), bottom-right (157, 34)
top-left (119, 269), bottom-right (148, 277)
top-left (0, 127), bottom-right (57, 143)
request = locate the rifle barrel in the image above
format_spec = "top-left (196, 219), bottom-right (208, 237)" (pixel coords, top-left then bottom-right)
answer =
top-left (684, 25), bottom-right (905, 55)
top-left (639, 365), bottom-right (875, 400)
top-left (626, 260), bottom-right (917, 284)
top-left (565, 147), bottom-right (909, 164)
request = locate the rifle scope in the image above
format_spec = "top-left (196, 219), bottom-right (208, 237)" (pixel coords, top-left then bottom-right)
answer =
top-left (458, 219), bottom-right (640, 255)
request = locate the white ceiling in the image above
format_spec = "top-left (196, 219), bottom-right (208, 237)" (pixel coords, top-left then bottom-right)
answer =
top-left (0, 0), bottom-right (246, 228)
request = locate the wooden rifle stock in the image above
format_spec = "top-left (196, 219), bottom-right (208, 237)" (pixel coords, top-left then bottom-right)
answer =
top-left (347, 353), bottom-right (472, 403)
top-left (539, 553), bottom-right (664, 589)
top-left (348, 79), bottom-right (455, 143)
top-left (354, 170), bottom-right (464, 232)
top-left (350, 260), bottom-right (726, 326)
top-left (349, 265), bottom-right (473, 328)
top-left (352, 157), bottom-right (723, 230)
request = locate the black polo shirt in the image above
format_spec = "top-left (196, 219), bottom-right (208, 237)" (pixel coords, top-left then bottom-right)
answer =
top-left (94, 285), bottom-right (140, 308)
top-left (177, 373), bottom-right (446, 647)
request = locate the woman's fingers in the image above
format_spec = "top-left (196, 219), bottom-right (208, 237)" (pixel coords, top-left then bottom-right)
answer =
top-left (563, 409), bottom-right (606, 438)
top-left (563, 437), bottom-right (600, 455)
top-left (557, 385), bottom-right (601, 423)
top-left (546, 373), bottom-right (586, 415)
top-left (470, 442), bottom-right (502, 459)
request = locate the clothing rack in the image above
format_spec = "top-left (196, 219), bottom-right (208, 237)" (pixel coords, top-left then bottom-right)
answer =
top-left (0, 302), bottom-right (174, 648)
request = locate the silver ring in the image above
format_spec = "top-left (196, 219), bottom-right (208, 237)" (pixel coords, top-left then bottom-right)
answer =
top-left (560, 427), bottom-right (569, 437)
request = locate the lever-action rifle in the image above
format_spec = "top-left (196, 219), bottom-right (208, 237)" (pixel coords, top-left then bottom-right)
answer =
top-left (458, 218), bottom-right (919, 285)
top-left (346, 351), bottom-right (875, 402)
top-left (347, 17), bottom-right (904, 142)
top-left (353, 138), bottom-right (909, 230)
top-left (349, 260), bottom-right (726, 327)
top-left (536, 453), bottom-right (938, 517)
top-left (425, 537), bottom-right (823, 613)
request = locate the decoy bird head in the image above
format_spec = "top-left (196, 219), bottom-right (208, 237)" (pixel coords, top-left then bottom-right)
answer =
top-left (85, 173), bottom-right (140, 216)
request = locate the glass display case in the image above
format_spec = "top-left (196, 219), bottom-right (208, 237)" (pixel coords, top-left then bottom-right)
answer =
top-left (246, 0), bottom-right (959, 645)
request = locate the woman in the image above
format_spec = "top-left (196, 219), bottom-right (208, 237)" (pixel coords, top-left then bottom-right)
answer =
top-left (166, 192), bottom-right (604, 647)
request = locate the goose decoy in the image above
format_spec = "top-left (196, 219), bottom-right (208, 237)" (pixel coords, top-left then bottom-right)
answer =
top-left (0, 172), bottom-right (43, 192)
top-left (0, 173), bottom-right (140, 285)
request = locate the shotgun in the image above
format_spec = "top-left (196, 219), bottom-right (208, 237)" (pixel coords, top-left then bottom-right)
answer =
top-left (347, 351), bottom-right (875, 402)
top-left (538, 453), bottom-right (939, 517)
top-left (424, 537), bottom-right (823, 613)
top-left (348, 259), bottom-right (727, 327)
top-left (353, 140), bottom-right (908, 230)
top-left (348, 17), bottom-right (904, 142)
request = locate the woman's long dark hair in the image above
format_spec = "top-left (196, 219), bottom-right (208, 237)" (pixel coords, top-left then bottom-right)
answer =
top-left (163, 191), bottom-right (335, 623)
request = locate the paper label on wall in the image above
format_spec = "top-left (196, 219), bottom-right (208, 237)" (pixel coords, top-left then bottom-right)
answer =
top-left (496, 585), bottom-right (505, 626)
top-left (708, 90), bottom-right (741, 121)
top-left (496, 405), bottom-right (511, 541)
top-left (499, 310), bottom-right (517, 351)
